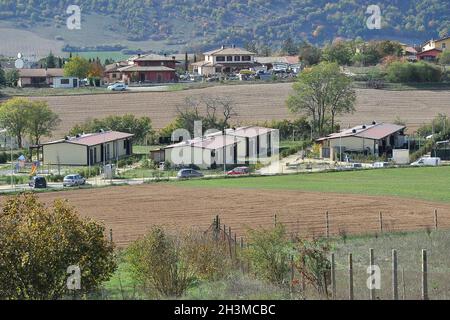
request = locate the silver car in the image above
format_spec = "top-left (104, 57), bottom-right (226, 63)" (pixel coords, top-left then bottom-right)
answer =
top-left (176, 169), bottom-right (204, 179)
top-left (63, 174), bottom-right (86, 187)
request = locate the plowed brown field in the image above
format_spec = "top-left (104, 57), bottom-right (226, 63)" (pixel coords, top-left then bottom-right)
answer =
top-left (31, 184), bottom-right (450, 247)
top-left (24, 83), bottom-right (450, 139)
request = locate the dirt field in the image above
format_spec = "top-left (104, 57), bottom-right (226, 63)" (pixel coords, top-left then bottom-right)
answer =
top-left (22, 83), bottom-right (450, 139)
top-left (31, 184), bottom-right (450, 247)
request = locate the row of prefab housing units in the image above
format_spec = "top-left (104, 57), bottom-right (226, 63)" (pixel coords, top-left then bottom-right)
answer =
top-left (1, 123), bottom-right (447, 168)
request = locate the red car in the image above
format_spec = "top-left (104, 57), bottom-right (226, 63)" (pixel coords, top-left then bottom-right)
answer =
top-left (227, 166), bottom-right (250, 176)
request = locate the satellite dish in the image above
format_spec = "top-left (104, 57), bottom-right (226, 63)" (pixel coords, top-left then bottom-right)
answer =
top-left (15, 59), bottom-right (24, 69)
top-left (17, 52), bottom-right (22, 59)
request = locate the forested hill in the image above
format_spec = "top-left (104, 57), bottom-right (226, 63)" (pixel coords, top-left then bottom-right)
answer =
top-left (0, 0), bottom-right (448, 49)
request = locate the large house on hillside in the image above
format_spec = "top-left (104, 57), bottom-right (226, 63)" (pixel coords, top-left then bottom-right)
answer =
top-left (191, 45), bottom-right (258, 76)
top-left (104, 54), bottom-right (179, 84)
top-left (316, 122), bottom-right (407, 161)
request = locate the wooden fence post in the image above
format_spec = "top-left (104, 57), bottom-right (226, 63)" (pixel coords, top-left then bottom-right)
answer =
top-left (369, 248), bottom-right (375, 300)
top-left (325, 211), bottom-right (330, 238)
top-left (228, 226), bottom-right (233, 260)
top-left (223, 224), bottom-right (226, 241)
top-left (109, 228), bottom-right (113, 243)
top-left (331, 253), bottom-right (336, 300)
top-left (402, 267), bottom-right (406, 300)
top-left (379, 212), bottom-right (383, 233)
top-left (290, 255), bottom-right (294, 297)
top-left (392, 249), bottom-right (398, 300)
top-left (240, 237), bottom-right (244, 273)
top-left (348, 253), bottom-right (354, 300)
top-left (234, 233), bottom-right (237, 259)
top-left (422, 249), bottom-right (428, 300)
top-left (301, 255), bottom-right (306, 292)
top-left (434, 209), bottom-right (438, 230)
top-left (274, 214), bottom-right (277, 227)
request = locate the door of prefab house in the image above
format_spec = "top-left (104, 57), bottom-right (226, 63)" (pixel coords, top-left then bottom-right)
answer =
top-left (73, 78), bottom-right (78, 88)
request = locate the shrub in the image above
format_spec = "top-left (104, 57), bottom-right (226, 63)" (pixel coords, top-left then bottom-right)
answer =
top-left (126, 227), bottom-right (196, 298)
top-left (386, 61), bottom-right (442, 83)
top-left (244, 224), bottom-right (292, 285)
top-left (0, 193), bottom-right (116, 299)
top-left (181, 230), bottom-right (231, 281)
top-left (0, 152), bottom-right (7, 164)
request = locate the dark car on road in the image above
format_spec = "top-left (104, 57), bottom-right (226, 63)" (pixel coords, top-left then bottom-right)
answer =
top-left (29, 176), bottom-right (47, 189)
top-left (176, 169), bottom-right (204, 179)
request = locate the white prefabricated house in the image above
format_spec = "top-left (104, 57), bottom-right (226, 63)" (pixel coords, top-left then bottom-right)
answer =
top-left (52, 77), bottom-right (80, 88)
top-left (41, 131), bottom-right (133, 166)
top-left (163, 126), bottom-right (278, 169)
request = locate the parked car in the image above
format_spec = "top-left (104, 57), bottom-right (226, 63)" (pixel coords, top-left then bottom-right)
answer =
top-left (411, 157), bottom-right (441, 166)
top-left (107, 83), bottom-right (127, 91)
top-left (176, 168), bottom-right (204, 179)
top-left (63, 174), bottom-right (86, 187)
top-left (29, 176), bottom-right (47, 189)
top-left (227, 166), bottom-right (250, 176)
top-left (373, 162), bottom-right (391, 168)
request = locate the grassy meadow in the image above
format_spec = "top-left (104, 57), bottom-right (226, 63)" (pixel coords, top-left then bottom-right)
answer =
top-left (177, 166), bottom-right (450, 203)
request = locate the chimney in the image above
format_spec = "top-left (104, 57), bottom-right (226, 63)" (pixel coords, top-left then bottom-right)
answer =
top-left (221, 45), bottom-right (225, 49)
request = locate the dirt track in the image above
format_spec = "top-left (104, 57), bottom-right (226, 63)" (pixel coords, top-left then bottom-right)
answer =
top-left (24, 83), bottom-right (450, 139)
top-left (30, 184), bottom-right (450, 247)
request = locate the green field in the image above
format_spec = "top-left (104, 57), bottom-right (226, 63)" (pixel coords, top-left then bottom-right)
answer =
top-left (177, 166), bottom-right (450, 203)
top-left (73, 51), bottom-right (129, 64)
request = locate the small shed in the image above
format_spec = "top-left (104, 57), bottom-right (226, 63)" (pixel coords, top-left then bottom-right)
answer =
top-left (53, 77), bottom-right (79, 88)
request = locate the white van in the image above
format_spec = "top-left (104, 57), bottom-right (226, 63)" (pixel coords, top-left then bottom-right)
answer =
top-left (411, 157), bottom-right (441, 166)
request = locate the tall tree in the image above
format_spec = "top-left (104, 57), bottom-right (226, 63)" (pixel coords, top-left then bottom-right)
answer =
top-left (63, 56), bottom-right (90, 79)
top-left (282, 37), bottom-right (298, 56)
top-left (0, 98), bottom-right (31, 148)
top-left (26, 101), bottom-right (61, 145)
top-left (286, 62), bottom-right (356, 137)
top-left (0, 193), bottom-right (116, 299)
top-left (0, 63), bottom-right (5, 86)
top-left (45, 51), bottom-right (56, 68)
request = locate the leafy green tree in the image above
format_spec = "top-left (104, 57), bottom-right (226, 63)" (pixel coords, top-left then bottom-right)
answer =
top-left (439, 51), bottom-right (450, 65)
top-left (5, 69), bottom-right (19, 87)
top-left (0, 193), bottom-right (116, 299)
top-left (26, 100), bottom-right (61, 145)
top-left (321, 41), bottom-right (354, 66)
top-left (0, 98), bottom-right (31, 148)
top-left (299, 41), bottom-right (322, 66)
top-left (63, 56), bottom-right (90, 79)
top-left (287, 62), bottom-right (356, 136)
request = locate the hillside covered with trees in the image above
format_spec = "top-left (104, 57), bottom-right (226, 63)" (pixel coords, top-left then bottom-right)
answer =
top-left (0, 0), bottom-right (448, 51)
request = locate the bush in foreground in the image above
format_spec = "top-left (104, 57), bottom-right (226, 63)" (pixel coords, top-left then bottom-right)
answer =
top-left (0, 193), bottom-right (116, 299)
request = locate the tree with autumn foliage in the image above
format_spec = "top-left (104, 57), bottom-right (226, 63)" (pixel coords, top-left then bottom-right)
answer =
top-left (0, 193), bottom-right (116, 300)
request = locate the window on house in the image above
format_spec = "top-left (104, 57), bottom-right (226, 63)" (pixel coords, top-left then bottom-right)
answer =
top-left (60, 79), bottom-right (70, 84)
top-left (112, 73), bottom-right (117, 78)
top-left (216, 56), bottom-right (225, 62)
top-left (442, 43), bottom-right (447, 50)
top-left (242, 56), bottom-right (251, 61)
top-left (226, 56), bottom-right (232, 61)
top-left (234, 56), bottom-right (241, 61)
